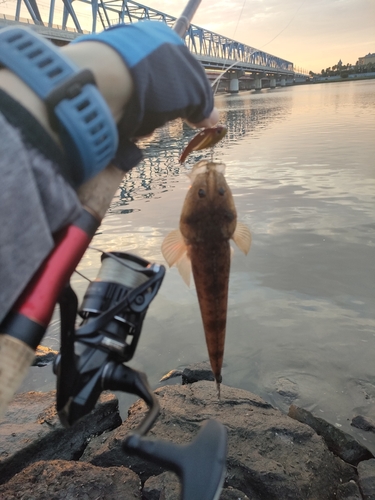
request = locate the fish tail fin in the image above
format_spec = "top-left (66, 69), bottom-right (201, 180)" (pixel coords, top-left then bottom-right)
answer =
top-left (215, 374), bottom-right (222, 400)
top-left (216, 380), bottom-right (221, 400)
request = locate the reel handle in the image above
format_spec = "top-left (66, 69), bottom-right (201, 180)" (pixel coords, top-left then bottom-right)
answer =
top-left (123, 419), bottom-right (227, 500)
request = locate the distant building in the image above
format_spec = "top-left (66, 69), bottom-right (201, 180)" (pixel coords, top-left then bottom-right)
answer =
top-left (357, 53), bottom-right (375, 65)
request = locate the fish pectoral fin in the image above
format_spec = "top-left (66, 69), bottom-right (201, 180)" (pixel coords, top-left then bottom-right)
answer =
top-left (176, 253), bottom-right (192, 287)
top-left (232, 222), bottom-right (252, 255)
top-left (161, 229), bottom-right (187, 267)
top-left (161, 230), bottom-right (192, 286)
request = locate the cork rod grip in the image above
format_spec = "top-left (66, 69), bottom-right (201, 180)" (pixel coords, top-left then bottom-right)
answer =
top-left (0, 334), bottom-right (35, 420)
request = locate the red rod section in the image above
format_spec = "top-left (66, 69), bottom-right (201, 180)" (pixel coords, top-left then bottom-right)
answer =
top-left (17, 223), bottom-right (92, 327)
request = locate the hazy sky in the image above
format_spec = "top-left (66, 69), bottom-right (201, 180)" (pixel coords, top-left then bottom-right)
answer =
top-left (2, 0), bottom-right (374, 72)
top-left (146, 0), bottom-right (375, 73)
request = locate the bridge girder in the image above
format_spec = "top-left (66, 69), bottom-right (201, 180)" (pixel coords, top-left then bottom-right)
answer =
top-left (8, 0), bottom-right (295, 75)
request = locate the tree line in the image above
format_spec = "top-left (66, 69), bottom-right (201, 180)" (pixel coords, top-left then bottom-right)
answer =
top-left (309, 59), bottom-right (375, 78)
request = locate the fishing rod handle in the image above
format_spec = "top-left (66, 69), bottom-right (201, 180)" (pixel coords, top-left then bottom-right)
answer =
top-left (173, 0), bottom-right (202, 37)
top-left (0, 210), bottom-right (98, 422)
top-left (0, 335), bottom-right (35, 420)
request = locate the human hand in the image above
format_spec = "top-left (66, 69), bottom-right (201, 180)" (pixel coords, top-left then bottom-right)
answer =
top-left (186, 107), bottom-right (219, 130)
top-left (73, 20), bottom-right (216, 139)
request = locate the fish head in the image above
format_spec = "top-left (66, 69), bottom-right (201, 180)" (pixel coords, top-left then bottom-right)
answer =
top-left (180, 161), bottom-right (237, 242)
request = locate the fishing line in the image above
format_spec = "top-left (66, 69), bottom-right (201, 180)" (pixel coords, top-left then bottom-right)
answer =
top-left (259, 0), bottom-right (307, 49)
top-left (212, 0), bottom-right (307, 92)
top-left (74, 269), bottom-right (92, 283)
top-left (212, 0), bottom-right (247, 94)
top-left (233, 0), bottom-right (247, 38)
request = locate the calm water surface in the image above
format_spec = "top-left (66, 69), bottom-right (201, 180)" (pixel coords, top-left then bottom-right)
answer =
top-left (24, 80), bottom-right (375, 450)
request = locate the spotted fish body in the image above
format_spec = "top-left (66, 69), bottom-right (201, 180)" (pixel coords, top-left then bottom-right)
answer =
top-left (161, 161), bottom-right (251, 397)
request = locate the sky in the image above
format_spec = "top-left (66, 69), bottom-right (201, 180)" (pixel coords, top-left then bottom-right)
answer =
top-left (1, 0), bottom-right (374, 73)
top-left (146, 0), bottom-right (375, 73)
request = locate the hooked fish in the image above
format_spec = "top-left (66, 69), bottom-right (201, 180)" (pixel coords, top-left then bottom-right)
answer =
top-left (179, 126), bottom-right (227, 164)
top-left (161, 161), bottom-right (251, 397)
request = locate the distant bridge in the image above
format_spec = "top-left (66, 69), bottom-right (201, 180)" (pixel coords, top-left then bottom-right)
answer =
top-left (0, 0), bottom-right (309, 91)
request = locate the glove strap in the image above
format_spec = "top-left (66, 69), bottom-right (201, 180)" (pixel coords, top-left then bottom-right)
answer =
top-left (0, 26), bottom-right (118, 187)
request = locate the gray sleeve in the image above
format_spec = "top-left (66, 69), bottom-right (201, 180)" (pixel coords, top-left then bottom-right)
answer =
top-left (0, 113), bottom-right (82, 324)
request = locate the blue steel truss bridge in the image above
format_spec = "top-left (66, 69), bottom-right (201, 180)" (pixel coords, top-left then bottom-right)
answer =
top-left (0, 0), bottom-right (308, 89)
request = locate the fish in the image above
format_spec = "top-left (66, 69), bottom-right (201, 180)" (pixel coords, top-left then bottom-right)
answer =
top-left (161, 160), bottom-right (251, 397)
top-left (179, 125), bottom-right (227, 164)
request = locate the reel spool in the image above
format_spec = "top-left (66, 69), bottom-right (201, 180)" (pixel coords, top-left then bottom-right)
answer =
top-left (78, 252), bottom-right (161, 361)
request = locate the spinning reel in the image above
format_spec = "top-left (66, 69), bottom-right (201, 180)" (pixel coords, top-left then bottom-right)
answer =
top-left (54, 251), bottom-right (227, 500)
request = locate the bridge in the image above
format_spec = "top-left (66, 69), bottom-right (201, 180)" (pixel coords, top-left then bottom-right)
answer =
top-left (0, 0), bottom-right (309, 91)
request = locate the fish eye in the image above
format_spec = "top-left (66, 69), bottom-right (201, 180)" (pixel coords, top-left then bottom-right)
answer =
top-left (218, 187), bottom-right (225, 196)
top-left (198, 188), bottom-right (206, 198)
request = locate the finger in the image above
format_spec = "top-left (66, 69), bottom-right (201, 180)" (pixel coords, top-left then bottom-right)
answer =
top-left (185, 107), bottom-right (219, 129)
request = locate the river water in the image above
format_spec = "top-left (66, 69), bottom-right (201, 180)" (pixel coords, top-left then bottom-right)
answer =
top-left (23, 79), bottom-right (375, 451)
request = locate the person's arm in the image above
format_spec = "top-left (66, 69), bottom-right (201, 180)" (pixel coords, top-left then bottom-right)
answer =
top-left (0, 21), bottom-right (219, 421)
top-left (0, 41), bottom-right (133, 144)
top-left (0, 24), bottom-right (218, 153)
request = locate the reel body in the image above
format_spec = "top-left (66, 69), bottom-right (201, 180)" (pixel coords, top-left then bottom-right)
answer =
top-left (55, 251), bottom-right (165, 427)
top-left (54, 251), bottom-right (227, 500)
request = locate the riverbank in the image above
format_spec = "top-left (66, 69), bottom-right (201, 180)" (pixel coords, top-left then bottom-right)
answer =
top-left (2, 364), bottom-right (375, 499)
top-left (310, 72), bottom-right (375, 84)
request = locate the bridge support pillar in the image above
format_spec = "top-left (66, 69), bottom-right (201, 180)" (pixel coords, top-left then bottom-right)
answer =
top-left (270, 78), bottom-right (276, 89)
top-left (228, 70), bottom-right (243, 93)
top-left (280, 78), bottom-right (286, 87)
top-left (254, 77), bottom-right (262, 90)
top-left (229, 77), bottom-right (239, 93)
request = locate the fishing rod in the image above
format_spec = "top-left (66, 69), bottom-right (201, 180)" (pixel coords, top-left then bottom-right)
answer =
top-left (173, 0), bottom-right (202, 37)
top-left (0, 1), bottom-right (228, 498)
top-left (0, 0), bottom-right (203, 422)
top-left (173, 0), bottom-right (239, 94)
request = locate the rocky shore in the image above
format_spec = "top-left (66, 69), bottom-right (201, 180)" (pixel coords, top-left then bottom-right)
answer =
top-left (1, 359), bottom-right (375, 499)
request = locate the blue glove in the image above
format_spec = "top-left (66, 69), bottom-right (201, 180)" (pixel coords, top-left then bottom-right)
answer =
top-left (73, 21), bottom-right (214, 139)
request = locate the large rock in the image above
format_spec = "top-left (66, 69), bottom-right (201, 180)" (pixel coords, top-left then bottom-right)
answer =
top-left (358, 459), bottom-right (375, 500)
top-left (143, 471), bottom-right (251, 500)
top-left (352, 415), bottom-right (375, 434)
top-left (336, 480), bottom-right (363, 500)
top-left (0, 460), bottom-right (141, 499)
top-left (289, 405), bottom-right (373, 466)
top-left (81, 381), bottom-right (354, 499)
top-left (0, 390), bottom-right (122, 484)
top-left (182, 361), bottom-right (215, 384)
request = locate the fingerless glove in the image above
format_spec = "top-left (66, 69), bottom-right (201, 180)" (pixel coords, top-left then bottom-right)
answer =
top-left (73, 21), bottom-right (214, 139)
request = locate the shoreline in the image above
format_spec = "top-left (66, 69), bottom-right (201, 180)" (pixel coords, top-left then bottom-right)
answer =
top-left (3, 362), bottom-right (375, 499)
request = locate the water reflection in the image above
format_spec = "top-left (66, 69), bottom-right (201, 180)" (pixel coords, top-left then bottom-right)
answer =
top-left (110, 90), bottom-right (292, 213)
top-left (23, 82), bottom-right (375, 454)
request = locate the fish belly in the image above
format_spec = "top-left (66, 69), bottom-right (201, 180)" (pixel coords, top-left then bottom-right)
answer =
top-left (190, 241), bottom-right (231, 382)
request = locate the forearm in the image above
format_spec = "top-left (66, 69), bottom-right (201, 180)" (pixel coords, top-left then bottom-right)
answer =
top-left (0, 21), bottom-right (217, 189)
top-left (0, 41), bottom-right (133, 146)
top-left (61, 41), bottom-right (134, 123)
